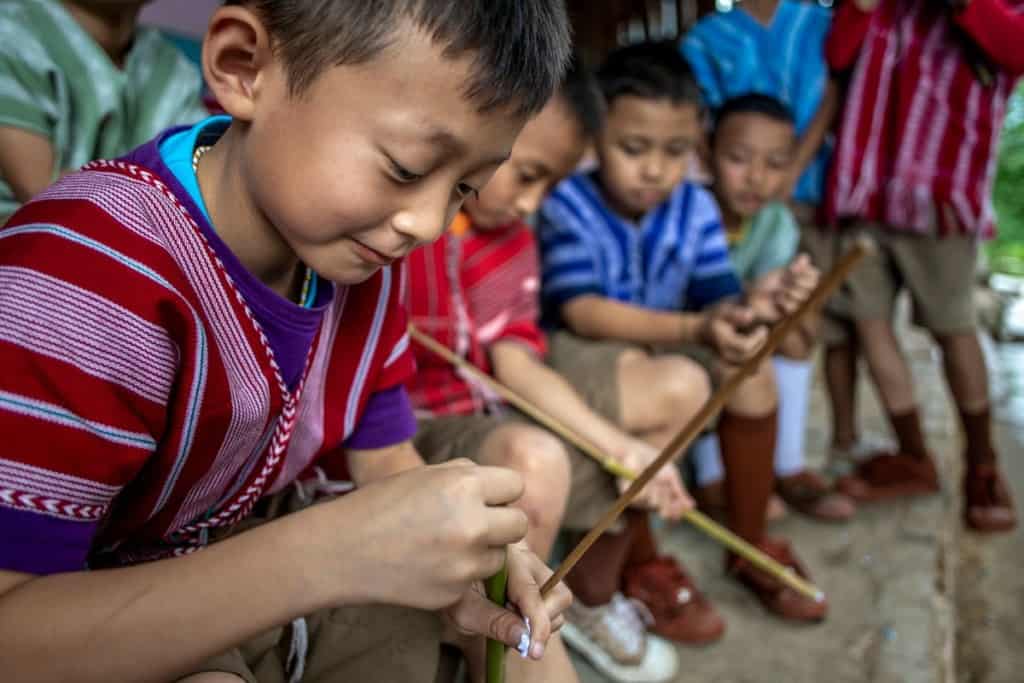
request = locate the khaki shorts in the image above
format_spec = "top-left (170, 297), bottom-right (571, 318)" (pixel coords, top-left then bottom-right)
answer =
top-left (415, 412), bottom-right (620, 533)
top-left (799, 224), bottom-right (856, 346)
top-left (547, 330), bottom-right (718, 392)
top-left (186, 491), bottom-right (443, 683)
top-left (842, 223), bottom-right (978, 335)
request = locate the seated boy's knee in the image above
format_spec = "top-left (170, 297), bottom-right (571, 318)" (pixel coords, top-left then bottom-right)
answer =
top-left (496, 425), bottom-right (571, 490)
top-left (657, 355), bottom-right (712, 410)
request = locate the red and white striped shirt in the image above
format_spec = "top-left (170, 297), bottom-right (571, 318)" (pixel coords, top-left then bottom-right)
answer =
top-left (406, 215), bottom-right (546, 417)
top-left (0, 154), bottom-right (413, 573)
top-left (825, 0), bottom-right (1024, 237)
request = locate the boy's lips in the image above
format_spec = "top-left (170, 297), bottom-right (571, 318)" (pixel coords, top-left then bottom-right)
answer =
top-left (349, 238), bottom-right (399, 266)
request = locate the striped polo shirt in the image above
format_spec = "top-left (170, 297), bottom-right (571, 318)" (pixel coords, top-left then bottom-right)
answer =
top-left (537, 172), bottom-right (741, 327)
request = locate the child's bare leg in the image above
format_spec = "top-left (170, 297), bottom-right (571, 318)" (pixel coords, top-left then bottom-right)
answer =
top-left (476, 423), bottom-right (571, 559)
top-left (825, 341), bottom-right (859, 450)
top-left (504, 635), bottom-right (578, 683)
top-left (856, 318), bottom-right (916, 414)
top-left (616, 350), bottom-right (711, 449)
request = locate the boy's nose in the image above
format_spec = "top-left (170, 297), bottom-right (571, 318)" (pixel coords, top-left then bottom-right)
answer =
top-left (515, 186), bottom-right (546, 219)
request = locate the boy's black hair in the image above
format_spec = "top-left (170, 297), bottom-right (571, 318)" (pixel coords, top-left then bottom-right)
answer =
top-left (558, 55), bottom-right (605, 138)
top-left (713, 93), bottom-right (795, 136)
top-left (224, 0), bottom-right (571, 117)
top-left (596, 41), bottom-right (701, 108)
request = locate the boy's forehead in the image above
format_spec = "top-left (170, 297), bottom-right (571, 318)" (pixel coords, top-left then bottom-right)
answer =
top-left (607, 96), bottom-right (700, 131)
top-left (716, 112), bottom-right (795, 144)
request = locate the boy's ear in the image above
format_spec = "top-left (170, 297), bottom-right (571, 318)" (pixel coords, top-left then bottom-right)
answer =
top-left (202, 6), bottom-right (275, 122)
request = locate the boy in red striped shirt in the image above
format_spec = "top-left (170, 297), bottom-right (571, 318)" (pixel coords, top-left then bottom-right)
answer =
top-left (820, 0), bottom-right (1022, 531)
top-left (408, 62), bottom-right (726, 683)
top-left (0, 2), bottom-right (574, 681)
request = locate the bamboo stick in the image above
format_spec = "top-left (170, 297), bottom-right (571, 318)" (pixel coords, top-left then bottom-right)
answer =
top-left (410, 324), bottom-right (825, 600)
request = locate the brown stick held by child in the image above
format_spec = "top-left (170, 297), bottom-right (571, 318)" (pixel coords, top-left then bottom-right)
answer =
top-left (515, 241), bottom-right (869, 601)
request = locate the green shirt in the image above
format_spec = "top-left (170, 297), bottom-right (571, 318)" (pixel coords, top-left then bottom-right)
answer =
top-left (0, 0), bottom-right (209, 221)
top-left (728, 201), bottom-right (800, 283)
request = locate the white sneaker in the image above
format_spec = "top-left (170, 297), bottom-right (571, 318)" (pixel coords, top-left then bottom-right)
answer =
top-left (562, 593), bottom-right (678, 683)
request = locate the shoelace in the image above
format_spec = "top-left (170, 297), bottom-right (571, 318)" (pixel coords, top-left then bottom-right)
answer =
top-left (293, 467), bottom-right (354, 505)
top-left (603, 593), bottom-right (654, 654)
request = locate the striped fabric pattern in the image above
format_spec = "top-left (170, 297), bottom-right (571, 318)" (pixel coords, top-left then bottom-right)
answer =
top-left (0, 0), bottom-right (208, 221)
top-left (537, 173), bottom-right (741, 325)
top-left (406, 218), bottom-right (547, 417)
top-left (681, 0), bottom-right (833, 205)
top-left (825, 0), bottom-right (1024, 237)
top-left (0, 159), bottom-right (413, 573)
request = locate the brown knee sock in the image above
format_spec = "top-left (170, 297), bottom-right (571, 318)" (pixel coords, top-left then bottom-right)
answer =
top-left (960, 406), bottom-right (996, 469)
top-left (624, 509), bottom-right (658, 567)
top-left (889, 408), bottom-right (929, 459)
top-left (565, 524), bottom-right (634, 607)
top-left (718, 410), bottom-right (777, 544)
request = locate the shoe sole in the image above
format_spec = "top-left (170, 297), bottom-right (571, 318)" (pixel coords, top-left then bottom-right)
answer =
top-left (561, 623), bottom-right (678, 683)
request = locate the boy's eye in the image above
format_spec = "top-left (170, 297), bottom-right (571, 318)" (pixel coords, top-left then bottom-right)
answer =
top-left (666, 143), bottom-right (690, 157)
top-left (621, 144), bottom-right (644, 156)
top-left (389, 158), bottom-right (423, 184)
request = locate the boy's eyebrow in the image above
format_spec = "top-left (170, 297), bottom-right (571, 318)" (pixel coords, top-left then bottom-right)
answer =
top-left (427, 126), bottom-right (510, 166)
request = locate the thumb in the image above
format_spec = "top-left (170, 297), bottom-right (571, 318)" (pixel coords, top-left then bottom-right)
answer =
top-left (447, 587), bottom-right (528, 651)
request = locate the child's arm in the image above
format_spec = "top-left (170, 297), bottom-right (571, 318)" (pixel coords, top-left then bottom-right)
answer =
top-left (347, 438), bottom-right (426, 483)
top-left (562, 294), bottom-right (705, 346)
top-left (0, 126), bottom-right (59, 202)
top-left (953, 0), bottom-right (1024, 76)
top-left (0, 462), bottom-right (545, 681)
top-left (783, 79), bottom-right (840, 198)
top-left (491, 341), bottom-right (691, 518)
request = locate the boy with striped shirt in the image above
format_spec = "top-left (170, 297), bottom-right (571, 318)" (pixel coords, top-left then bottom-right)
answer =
top-left (0, 0), bottom-right (210, 222)
top-left (538, 42), bottom-right (826, 624)
top-left (821, 0), bottom-right (1023, 531)
top-left (0, 2), bottom-right (574, 681)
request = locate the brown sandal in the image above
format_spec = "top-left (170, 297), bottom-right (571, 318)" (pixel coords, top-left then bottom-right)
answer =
top-left (623, 555), bottom-right (726, 645)
top-left (964, 463), bottom-right (1017, 533)
top-left (835, 452), bottom-right (940, 502)
top-left (776, 470), bottom-right (856, 522)
top-left (727, 537), bottom-right (827, 623)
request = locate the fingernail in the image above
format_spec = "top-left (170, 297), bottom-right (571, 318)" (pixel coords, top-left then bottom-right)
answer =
top-left (531, 641), bottom-right (546, 659)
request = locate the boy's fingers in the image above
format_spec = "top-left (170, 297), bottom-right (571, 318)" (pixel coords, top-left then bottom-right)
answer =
top-left (448, 589), bottom-right (529, 651)
top-left (476, 466), bottom-right (525, 506)
top-left (508, 567), bottom-right (553, 659)
top-left (483, 507), bottom-right (530, 547)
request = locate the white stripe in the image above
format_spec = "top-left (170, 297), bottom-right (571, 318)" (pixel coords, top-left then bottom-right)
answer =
top-left (344, 269), bottom-right (392, 437)
top-left (0, 459), bottom-right (120, 504)
top-left (384, 332), bottom-right (410, 368)
top-left (0, 266), bottom-right (177, 405)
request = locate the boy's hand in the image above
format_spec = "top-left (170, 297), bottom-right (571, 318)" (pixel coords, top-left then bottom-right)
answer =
top-left (322, 460), bottom-right (528, 611)
top-left (442, 541), bottom-right (572, 660)
top-left (615, 439), bottom-right (694, 520)
top-left (751, 255), bottom-right (820, 322)
top-left (698, 302), bottom-right (768, 365)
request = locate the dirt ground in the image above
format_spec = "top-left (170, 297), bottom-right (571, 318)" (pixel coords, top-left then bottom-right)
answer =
top-left (573, 329), bottom-right (1024, 682)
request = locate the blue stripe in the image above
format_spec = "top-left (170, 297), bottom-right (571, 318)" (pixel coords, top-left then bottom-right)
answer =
top-left (0, 390), bottom-right (156, 448)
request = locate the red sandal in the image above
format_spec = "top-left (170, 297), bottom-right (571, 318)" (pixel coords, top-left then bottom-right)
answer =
top-left (835, 452), bottom-right (940, 502)
top-left (964, 462), bottom-right (1017, 533)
